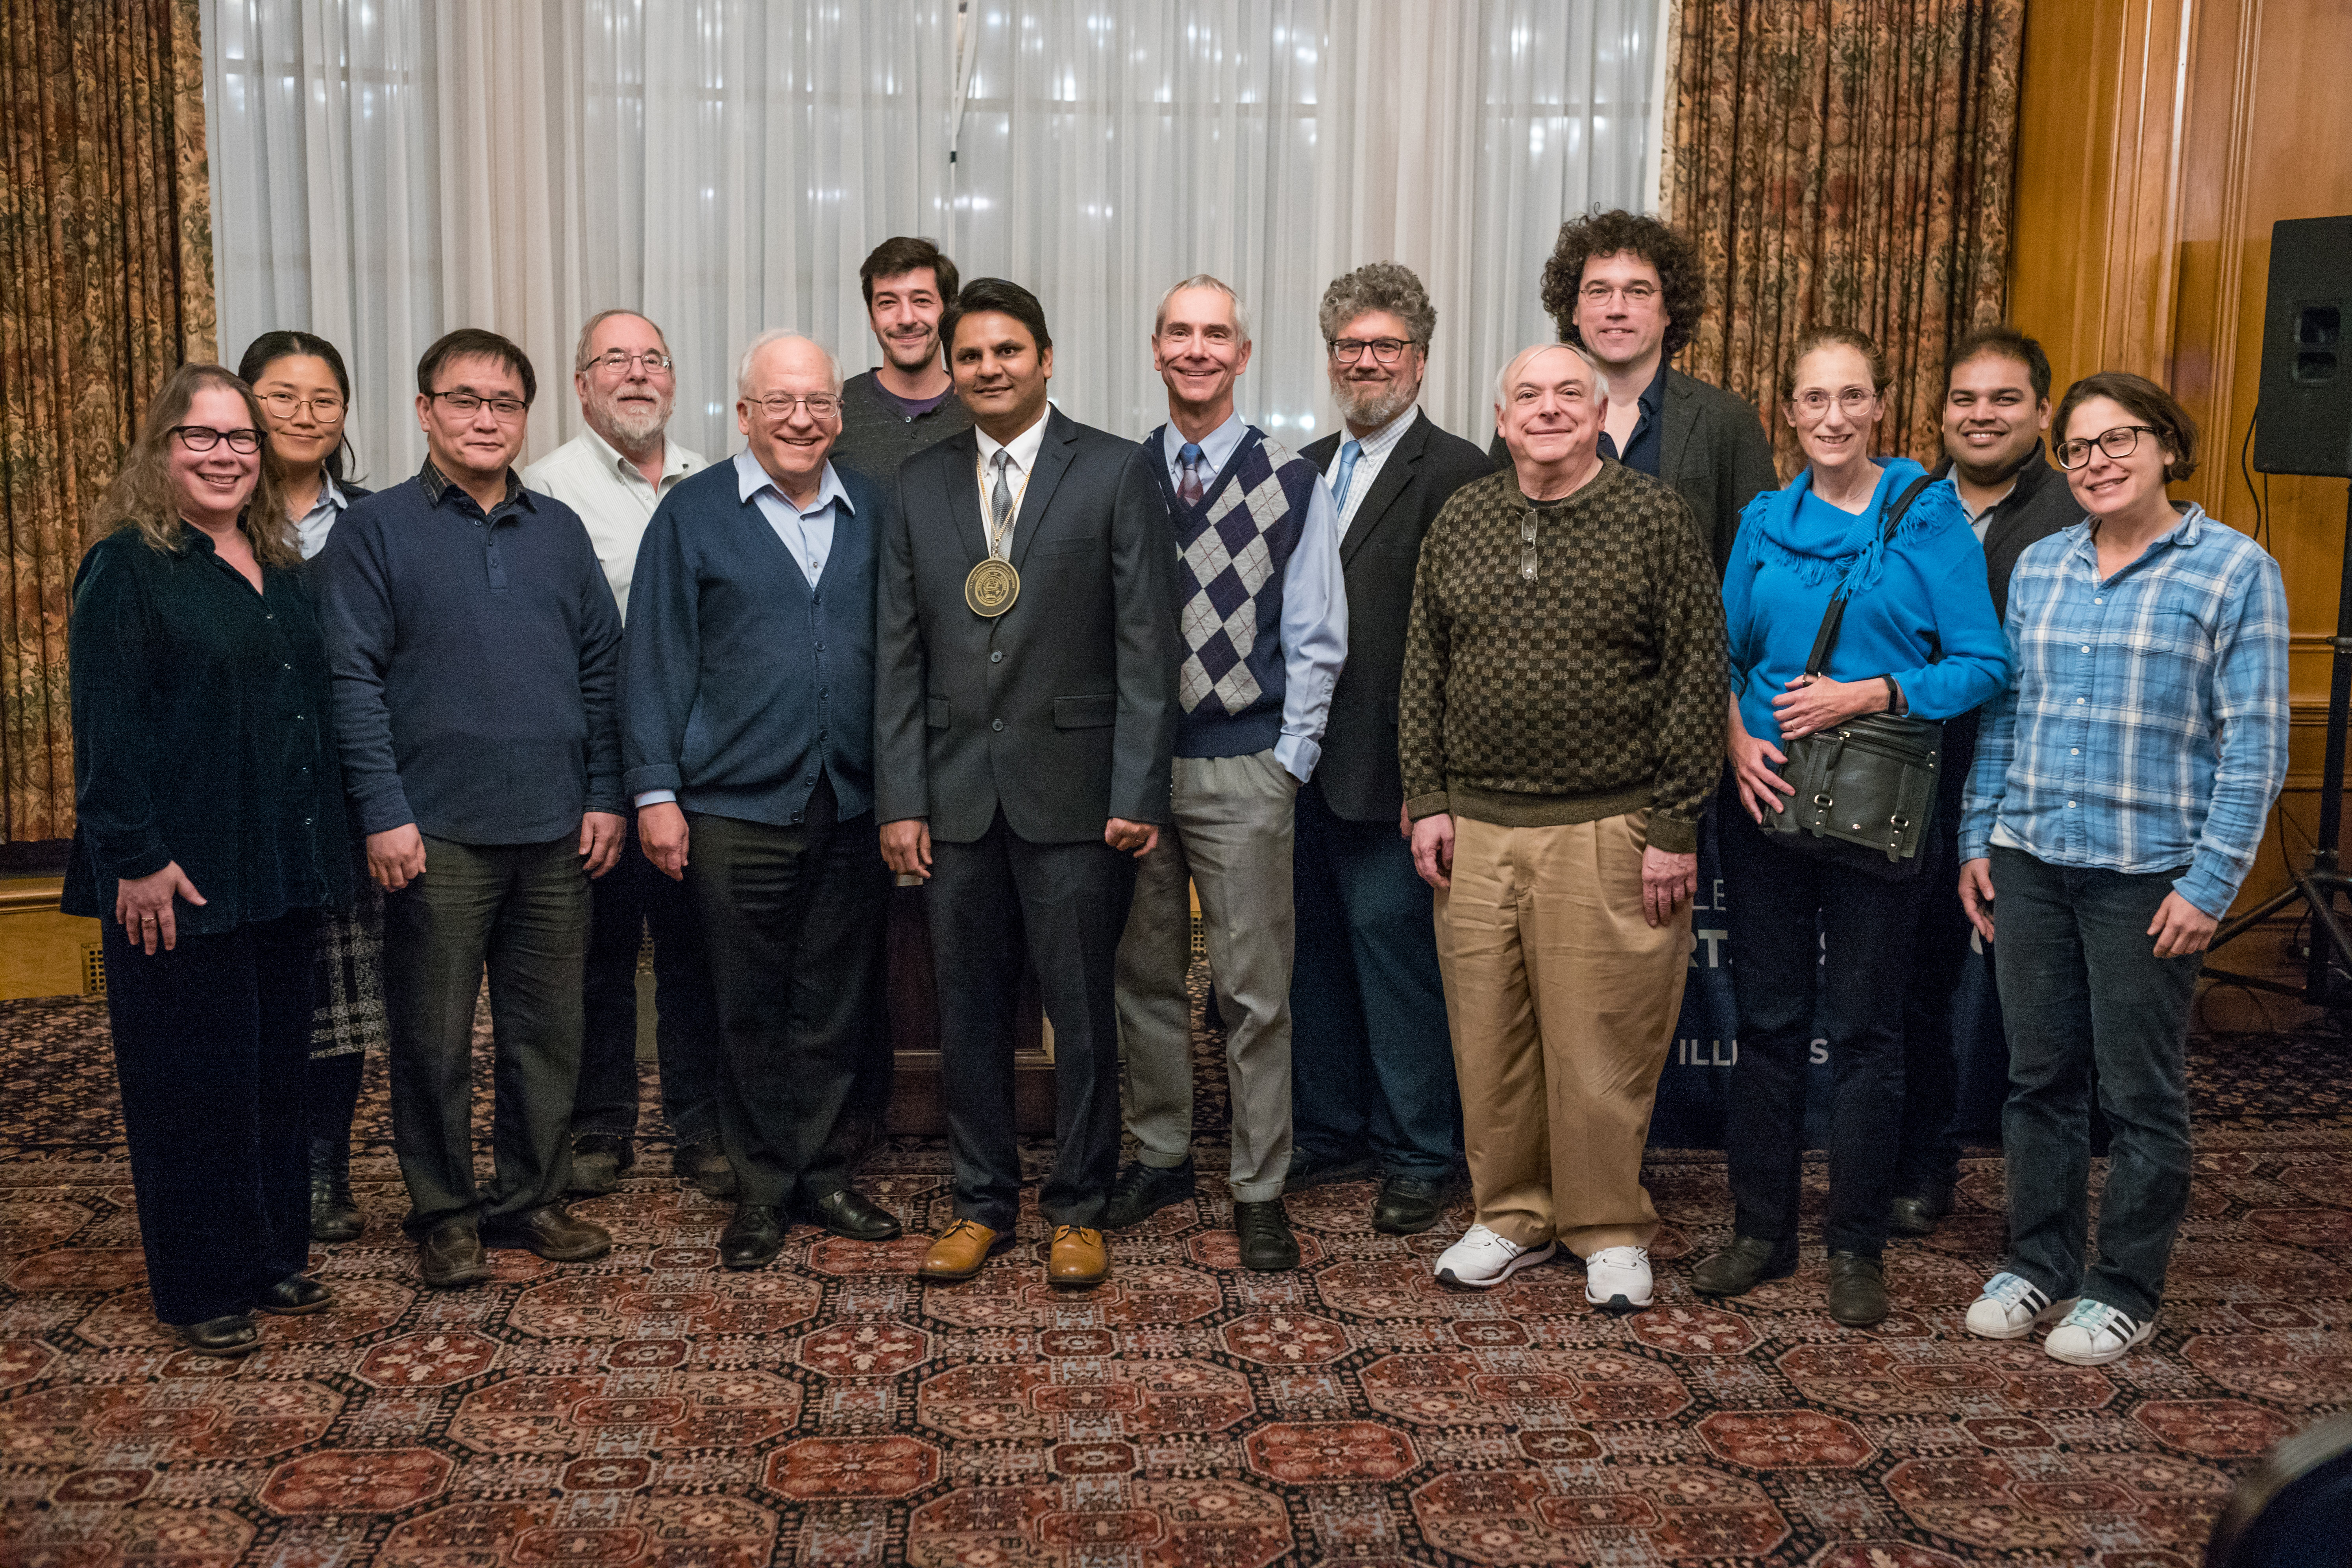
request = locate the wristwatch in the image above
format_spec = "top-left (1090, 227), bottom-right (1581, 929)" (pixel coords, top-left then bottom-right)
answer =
top-left (1880, 675), bottom-right (1907, 716)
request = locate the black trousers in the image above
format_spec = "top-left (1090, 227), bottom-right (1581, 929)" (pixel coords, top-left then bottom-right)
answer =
top-left (383, 834), bottom-right (588, 1235)
top-left (1719, 797), bottom-right (1922, 1261)
top-left (930, 811), bottom-right (1137, 1231)
top-left (577, 828), bottom-right (723, 1147)
top-left (685, 780), bottom-right (888, 1209)
top-left (103, 911), bottom-right (317, 1325)
top-left (1894, 809), bottom-right (1977, 1198)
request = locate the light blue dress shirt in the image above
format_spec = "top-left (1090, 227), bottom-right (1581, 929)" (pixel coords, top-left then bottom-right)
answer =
top-left (736, 447), bottom-right (853, 587)
top-left (1159, 412), bottom-right (1348, 782)
top-left (292, 473), bottom-right (348, 561)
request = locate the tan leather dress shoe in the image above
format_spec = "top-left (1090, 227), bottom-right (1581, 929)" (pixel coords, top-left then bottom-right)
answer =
top-left (1047, 1225), bottom-right (1109, 1289)
top-left (918, 1219), bottom-right (1004, 1282)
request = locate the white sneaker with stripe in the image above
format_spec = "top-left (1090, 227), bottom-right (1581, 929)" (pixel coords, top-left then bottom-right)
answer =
top-left (2043, 1299), bottom-right (2156, 1366)
top-left (1964, 1272), bottom-right (2077, 1340)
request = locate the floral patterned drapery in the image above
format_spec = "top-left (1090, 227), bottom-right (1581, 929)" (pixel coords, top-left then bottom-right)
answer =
top-left (1668, 0), bottom-right (2025, 477)
top-left (0, 0), bottom-right (215, 845)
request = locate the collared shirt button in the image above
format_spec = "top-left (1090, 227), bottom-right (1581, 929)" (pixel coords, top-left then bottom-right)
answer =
top-left (2067, 801), bottom-right (2076, 808)
top-left (992, 718), bottom-right (1005, 732)
top-left (2077, 697), bottom-right (2087, 704)
top-left (2080, 645), bottom-right (2089, 653)
top-left (990, 650), bottom-right (1003, 663)
top-left (2071, 748), bottom-right (2080, 755)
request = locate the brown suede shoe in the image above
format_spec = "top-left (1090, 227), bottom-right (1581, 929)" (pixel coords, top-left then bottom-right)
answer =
top-left (481, 1203), bottom-right (612, 1263)
top-left (917, 1219), bottom-right (1007, 1283)
top-left (1047, 1224), bottom-right (1110, 1289)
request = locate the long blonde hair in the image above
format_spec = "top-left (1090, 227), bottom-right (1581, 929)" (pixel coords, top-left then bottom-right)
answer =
top-left (87, 363), bottom-right (300, 570)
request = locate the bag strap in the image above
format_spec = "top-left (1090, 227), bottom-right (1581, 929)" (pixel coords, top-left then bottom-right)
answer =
top-left (1801, 473), bottom-right (1938, 679)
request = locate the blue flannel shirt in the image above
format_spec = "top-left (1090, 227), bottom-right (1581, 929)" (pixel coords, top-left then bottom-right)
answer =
top-left (1959, 503), bottom-right (2288, 918)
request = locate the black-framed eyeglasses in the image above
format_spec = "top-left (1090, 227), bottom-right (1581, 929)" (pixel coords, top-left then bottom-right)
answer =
top-left (2054, 424), bottom-right (2160, 470)
top-left (170, 425), bottom-right (264, 453)
top-left (587, 349), bottom-right (674, 375)
top-left (255, 391), bottom-right (346, 420)
top-left (1328, 337), bottom-right (1413, 365)
top-left (427, 390), bottom-right (529, 420)
top-left (748, 393), bottom-right (841, 419)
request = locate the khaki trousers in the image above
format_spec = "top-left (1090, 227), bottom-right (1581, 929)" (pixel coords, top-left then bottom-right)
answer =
top-left (1433, 812), bottom-right (1690, 1256)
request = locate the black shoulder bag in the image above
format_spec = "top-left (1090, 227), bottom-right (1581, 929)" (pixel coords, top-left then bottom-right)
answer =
top-left (1759, 475), bottom-right (1942, 882)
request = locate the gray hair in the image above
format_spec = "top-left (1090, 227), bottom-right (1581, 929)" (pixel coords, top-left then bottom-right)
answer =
top-left (1318, 262), bottom-right (1436, 348)
top-left (1154, 274), bottom-right (1252, 344)
top-left (734, 330), bottom-right (844, 399)
top-left (1494, 340), bottom-right (1601, 409)
top-left (573, 309), bottom-right (670, 374)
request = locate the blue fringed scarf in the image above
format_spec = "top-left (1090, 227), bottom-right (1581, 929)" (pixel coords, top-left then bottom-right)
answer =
top-left (1738, 457), bottom-right (1943, 597)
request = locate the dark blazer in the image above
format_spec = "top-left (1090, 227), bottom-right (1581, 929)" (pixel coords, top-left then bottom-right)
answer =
top-left (1299, 410), bottom-right (1495, 822)
top-left (875, 406), bottom-right (1181, 843)
top-left (1932, 444), bottom-right (2081, 623)
top-left (1488, 366), bottom-right (1778, 576)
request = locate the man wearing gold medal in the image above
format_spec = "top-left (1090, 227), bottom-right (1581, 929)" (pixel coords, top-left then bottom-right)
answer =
top-left (875, 278), bottom-right (1181, 1290)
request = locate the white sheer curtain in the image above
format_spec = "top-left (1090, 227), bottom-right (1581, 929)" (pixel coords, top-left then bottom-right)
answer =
top-left (206, 0), bottom-right (1660, 479)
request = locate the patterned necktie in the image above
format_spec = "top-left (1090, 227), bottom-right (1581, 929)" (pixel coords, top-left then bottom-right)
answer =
top-left (1178, 442), bottom-right (1206, 505)
top-left (989, 450), bottom-right (1013, 555)
top-left (1332, 438), bottom-right (1364, 514)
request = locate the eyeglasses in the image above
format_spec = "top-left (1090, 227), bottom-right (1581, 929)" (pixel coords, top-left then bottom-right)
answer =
top-left (1520, 508), bottom-right (1540, 583)
top-left (1790, 388), bottom-right (1878, 419)
top-left (256, 391), bottom-right (346, 420)
top-left (427, 390), bottom-right (529, 420)
top-left (170, 425), bottom-right (264, 453)
top-left (1328, 338), bottom-right (1414, 365)
top-left (2055, 424), bottom-right (2161, 470)
top-left (586, 349), bottom-right (674, 375)
top-left (1578, 281), bottom-right (1660, 305)
top-left (748, 393), bottom-right (841, 419)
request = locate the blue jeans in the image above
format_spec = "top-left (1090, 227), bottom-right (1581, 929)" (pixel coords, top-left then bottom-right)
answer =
top-left (1288, 780), bottom-right (1460, 1178)
top-left (1989, 845), bottom-right (2200, 1321)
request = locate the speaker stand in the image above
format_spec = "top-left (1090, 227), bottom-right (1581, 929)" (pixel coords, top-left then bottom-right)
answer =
top-left (2204, 482), bottom-right (2352, 1007)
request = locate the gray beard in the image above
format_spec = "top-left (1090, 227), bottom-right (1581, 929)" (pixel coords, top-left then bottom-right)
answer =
top-left (597, 399), bottom-right (668, 455)
top-left (1332, 377), bottom-right (1416, 431)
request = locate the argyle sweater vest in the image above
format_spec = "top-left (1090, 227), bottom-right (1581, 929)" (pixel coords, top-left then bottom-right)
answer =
top-left (1144, 423), bottom-right (1320, 758)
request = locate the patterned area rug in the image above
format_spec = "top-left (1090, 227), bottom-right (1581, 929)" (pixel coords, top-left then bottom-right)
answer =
top-left (0, 983), bottom-right (2347, 1566)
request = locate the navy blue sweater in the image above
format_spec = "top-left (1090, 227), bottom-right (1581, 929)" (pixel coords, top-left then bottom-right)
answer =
top-left (316, 465), bottom-right (624, 845)
top-left (620, 458), bottom-right (882, 825)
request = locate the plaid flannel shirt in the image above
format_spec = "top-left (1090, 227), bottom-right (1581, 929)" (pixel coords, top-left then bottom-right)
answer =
top-left (1959, 503), bottom-right (2289, 918)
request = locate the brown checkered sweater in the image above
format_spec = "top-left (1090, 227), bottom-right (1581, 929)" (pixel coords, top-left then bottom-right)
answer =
top-left (1399, 461), bottom-right (1727, 853)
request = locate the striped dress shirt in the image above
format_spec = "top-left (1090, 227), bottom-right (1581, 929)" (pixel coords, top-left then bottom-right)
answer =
top-left (1959, 503), bottom-right (2289, 918)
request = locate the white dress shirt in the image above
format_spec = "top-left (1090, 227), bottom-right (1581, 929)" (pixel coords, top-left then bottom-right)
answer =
top-left (738, 447), bottom-right (853, 587)
top-left (523, 425), bottom-right (707, 624)
top-left (973, 408), bottom-right (1052, 555)
top-left (1320, 402), bottom-right (1420, 539)
top-left (1160, 411), bottom-right (1348, 782)
top-left (291, 473), bottom-right (349, 561)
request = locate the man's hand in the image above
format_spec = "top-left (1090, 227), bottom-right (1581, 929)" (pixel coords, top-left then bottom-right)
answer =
top-left (1106, 818), bottom-right (1159, 859)
top-left (2149, 890), bottom-right (2219, 960)
top-left (114, 862), bottom-right (205, 954)
top-left (1958, 857), bottom-right (1996, 944)
top-left (368, 825), bottom-right (427, 891)
top-left (1411, 813), bottom-right (1455, 890)
top-left (1640, 846), bottom-right (1697, 928)
top-left (1399, 802), bottom-right (1413, 840)
top-left (579, 811), bottom-right (627, 878)
top-left (640, 803), bottom-right (690, 880)
top-left (881, 819), bottom-right (933, 878)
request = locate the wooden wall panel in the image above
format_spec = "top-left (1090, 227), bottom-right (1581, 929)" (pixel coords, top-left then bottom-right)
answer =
top-left (2010, 0), bottom-right (2352, 918)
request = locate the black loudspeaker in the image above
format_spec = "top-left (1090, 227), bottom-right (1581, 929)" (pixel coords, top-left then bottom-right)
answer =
top-left (2254, 214), bottom-right (2352, 478)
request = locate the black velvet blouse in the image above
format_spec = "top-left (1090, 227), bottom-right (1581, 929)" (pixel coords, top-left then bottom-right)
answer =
top-left (62, 526), bottom-right (354, 935)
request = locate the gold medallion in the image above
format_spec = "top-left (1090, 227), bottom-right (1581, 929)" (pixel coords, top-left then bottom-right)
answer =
top-left (965, 557), bottom-right (1021, 618)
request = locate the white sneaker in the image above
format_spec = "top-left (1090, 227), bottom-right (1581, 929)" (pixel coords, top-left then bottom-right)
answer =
top-left (2043, 1299), bottom-right (2156, 1366)
top-left (1583, 1246), bottom-right (1654, 1313)
top-left (1964, 1272), bottom-right (2077, 1340)
top-left (1433, 1225), bottom-right (1555, 1289)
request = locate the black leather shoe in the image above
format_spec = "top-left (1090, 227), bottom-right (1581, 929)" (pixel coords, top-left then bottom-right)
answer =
top-left (808, 1188), bottom-right (902, 1242)
top-left (482, 1204), bottom-right (612, 1263)
top-left (1233, 1199), bottom-right (1301, 1271)
top-left (719, 1205), bottom-right (787, 1269)
top-left (309, 1134), bottom-right (362, 1242)
top-left (1283, 1148), bottom-right (1371, 1194)
top-left (569, 1133), bottom-right (633, 1198)
top-left (1372, 1174), bottom-right (1448, 1235)
top-left (179, 1313), bottom-right (261, 1356)
top-left (417, 1220), bottom-right (490, 1289)
top-left (1827, 1252), bottom-right (1889, 1326)
top-left (258, 1274), bottom-right (334, 1315)
top-left (1888, 1186), bottom-right (1954, 1237)
top-left (1103, 1159), bottom-right (1196, 1230)
top-left (1692, 1235), bottom-right (1796, 1297)
top-left (675, 1133), bottom-right (737, 1198)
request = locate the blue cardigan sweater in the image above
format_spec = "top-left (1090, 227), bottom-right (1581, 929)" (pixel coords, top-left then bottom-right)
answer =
top-left (619, 458), bottom-right (884, 826)
top-left (1722, 459), bottom-right (2009, 749)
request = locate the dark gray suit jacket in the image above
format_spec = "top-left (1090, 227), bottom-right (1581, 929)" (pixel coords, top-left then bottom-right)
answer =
top-left (1300, 410), bottom-right (1495, 823)
top-left (875, 406), bottom-right (1180, 843)
top-left (1488, 366), bottom-right (1778, 577)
